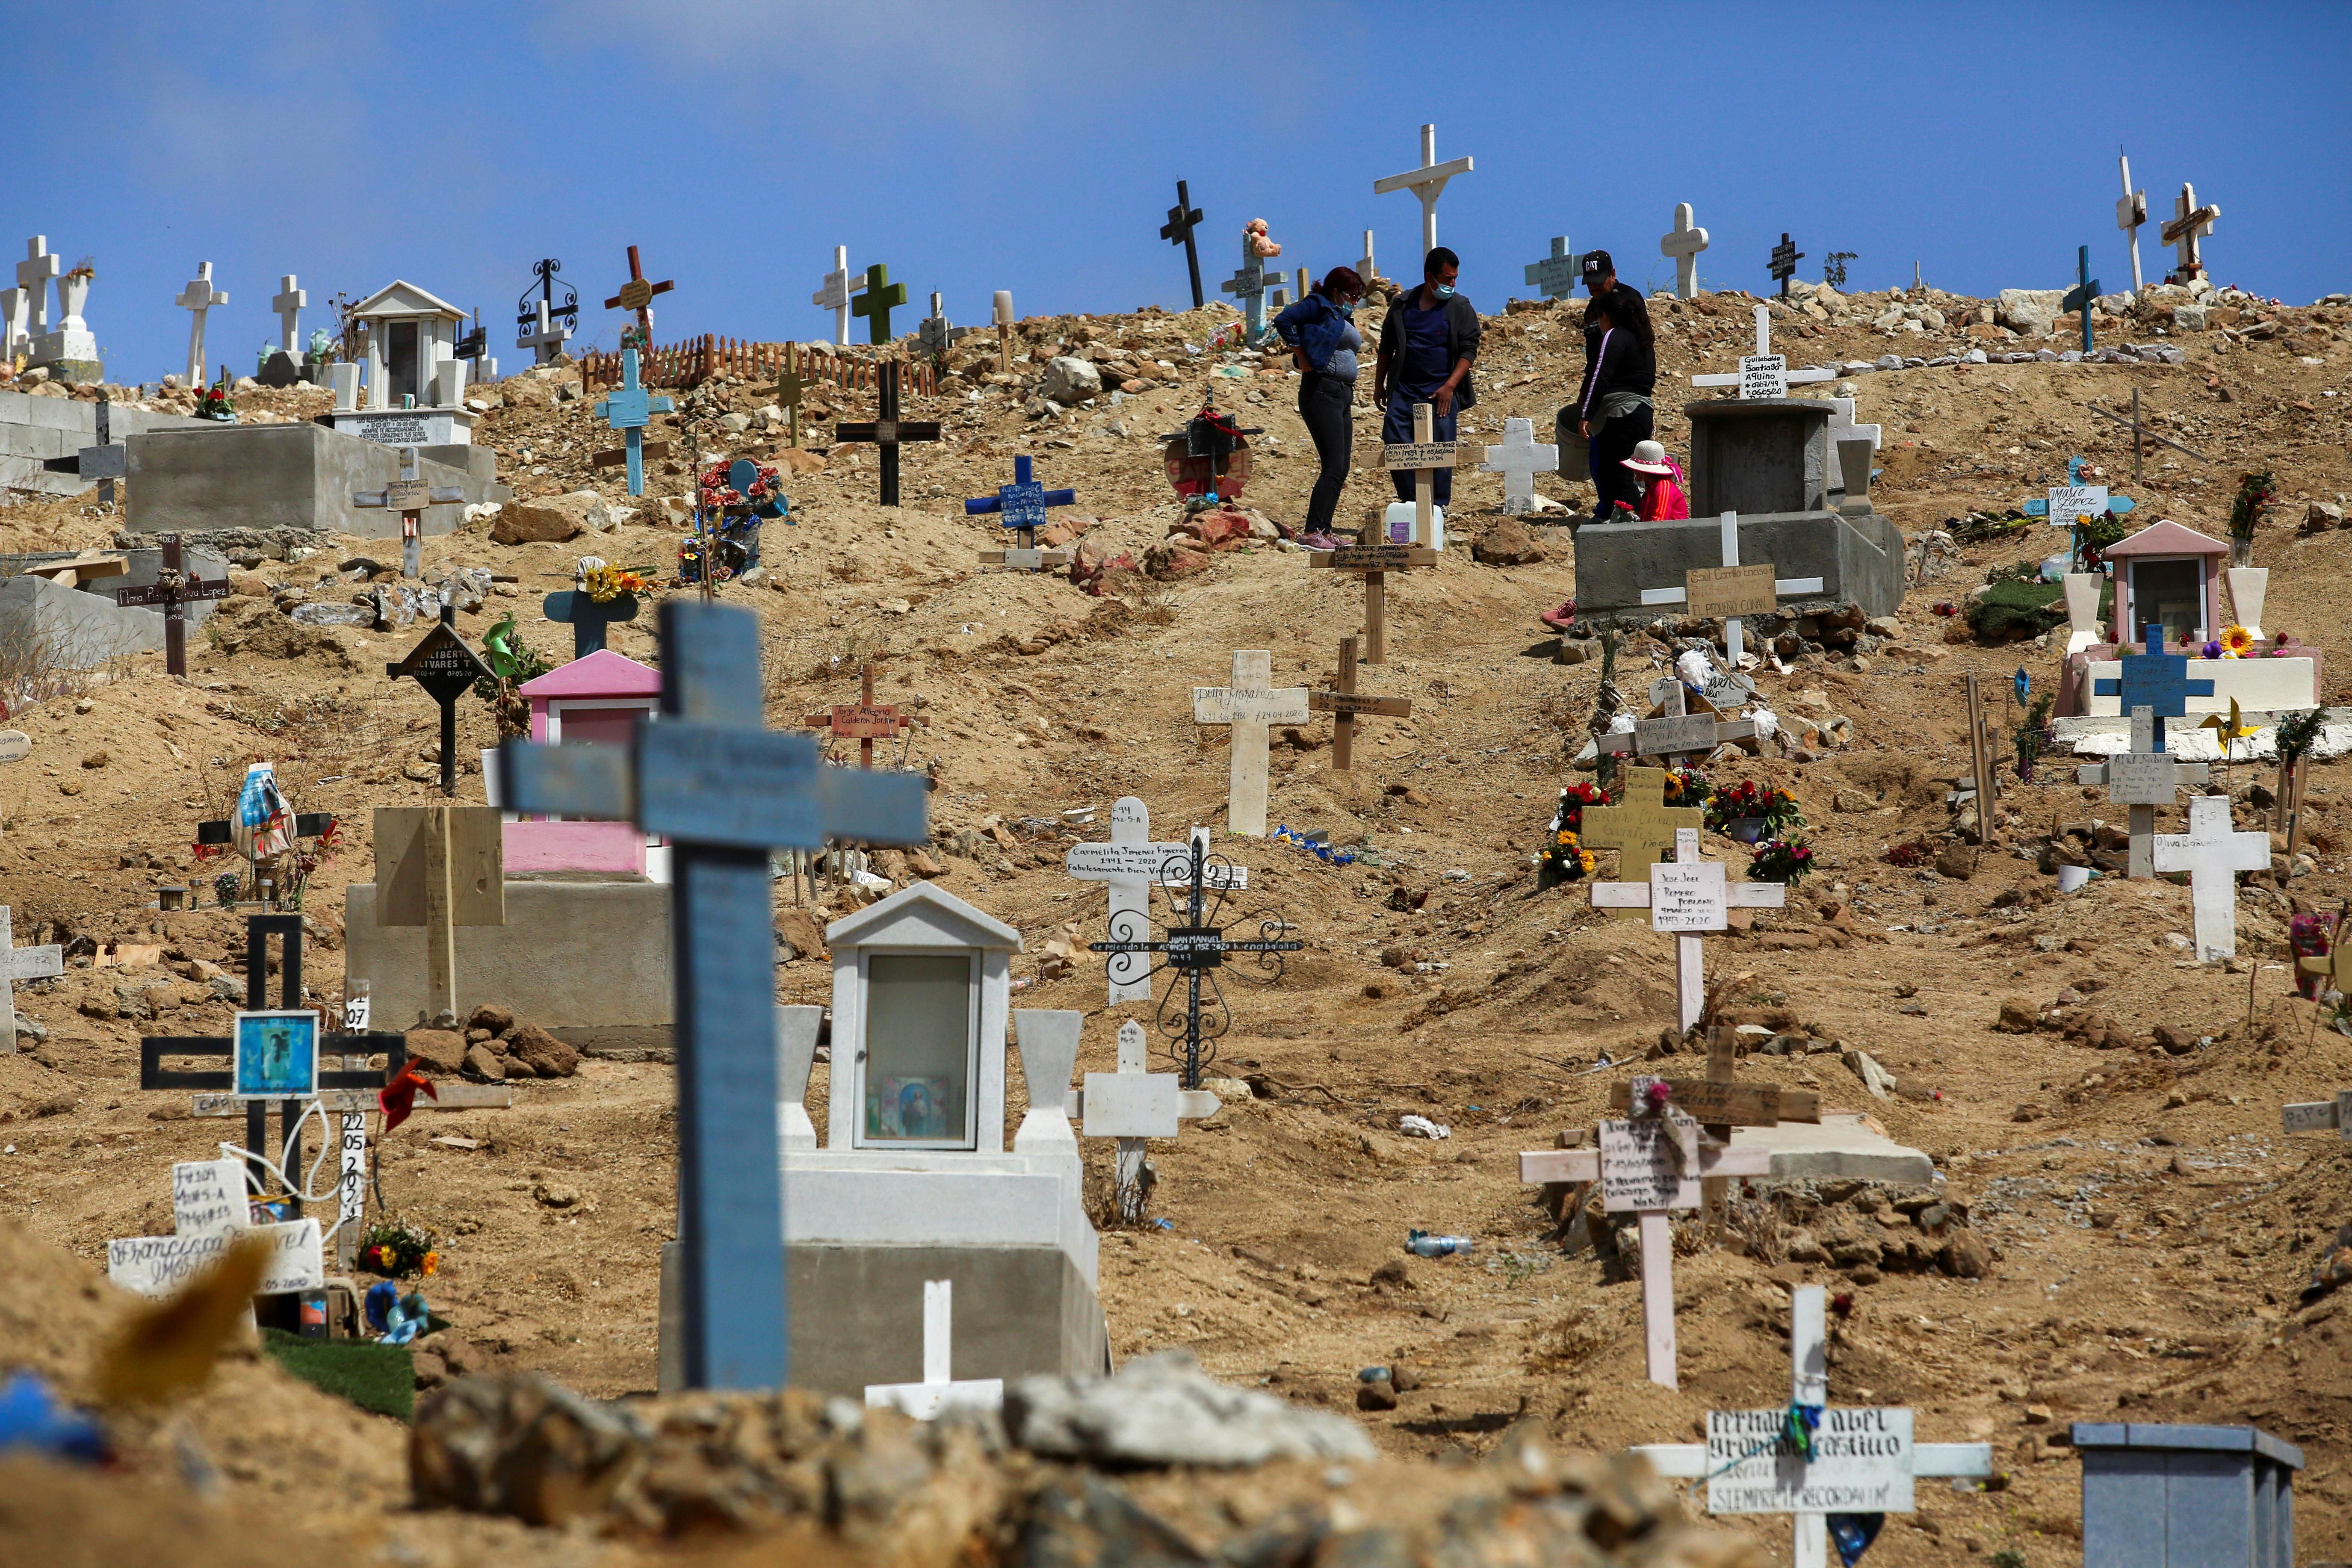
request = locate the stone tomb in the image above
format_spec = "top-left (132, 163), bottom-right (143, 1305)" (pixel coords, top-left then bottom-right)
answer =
top-left (326, 279), bottom-right (480, 452)
top-left (1572, 397), bottom-right (1905, 620)
top-left (127, 419), bottom-right (506, 540)
top-left (0, 542), bottom-right (234, 666)
top-left (657, 884), bottom-right (1109, 1398)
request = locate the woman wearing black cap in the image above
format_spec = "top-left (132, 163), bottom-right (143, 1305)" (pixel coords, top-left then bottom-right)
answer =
top-left (1566, 251), bottom-right (1656, 522)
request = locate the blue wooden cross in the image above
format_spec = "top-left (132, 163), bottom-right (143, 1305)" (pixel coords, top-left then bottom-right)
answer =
top-left (542, 587), bottom-right (638, 659)
top-left (2062, 245), bottom-right (2101, 355)
top-left (2092, 624), bottom-right (2214, 752)
top-left (1220, 241), bottom-right (1279, 344)
top-left (963, 455), bottom-right (1076, 544)
top-left (594, 348), bottom-right (674, 497)
top-left (851, 263), bottom-right (908, 346)
top-left (498, 601), bottom-right (929, 1390)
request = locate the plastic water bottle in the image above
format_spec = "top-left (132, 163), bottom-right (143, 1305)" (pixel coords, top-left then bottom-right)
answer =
top-left (1406, 1229), bottom-right (1473, 1258)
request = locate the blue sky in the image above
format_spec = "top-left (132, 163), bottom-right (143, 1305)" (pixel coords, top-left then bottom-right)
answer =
top-left (14, 0), bottom-right (2347, 384)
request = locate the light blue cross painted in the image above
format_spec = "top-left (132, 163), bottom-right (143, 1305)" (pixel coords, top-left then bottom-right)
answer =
top-left (498, 601), bottom-right (929, 1391)
top-left (1220, 240), bottom-right (1279, 344)
top-left (963, 455), bottom-right (1076, 540)
top-left (1524, 236), bottom-right (1580, 301)
top-left (2092, 623), bottom-right (2214, 751)
top-left (594, 348), bottom-right (674, 497)
top-left (2022, 455), bottom-right (2135, 519)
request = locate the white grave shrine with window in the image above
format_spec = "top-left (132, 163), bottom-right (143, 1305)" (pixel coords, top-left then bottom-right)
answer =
top-left (659, 883), bottom-right (1108, 1399)
top-left (327, 280), bottom-right (479, 449)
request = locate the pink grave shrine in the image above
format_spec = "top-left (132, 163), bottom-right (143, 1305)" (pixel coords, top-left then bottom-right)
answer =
top-left (506, 649), bottom-right (662, 874)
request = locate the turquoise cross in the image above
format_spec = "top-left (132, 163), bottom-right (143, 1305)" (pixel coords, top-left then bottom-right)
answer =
top-left (594, 348), bottom-right (674, 497)
top-left (851, 263), bottom-right (909, 346)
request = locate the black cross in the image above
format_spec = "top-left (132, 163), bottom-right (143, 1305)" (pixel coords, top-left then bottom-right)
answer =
top-left (452, 308), bottom-right (488, 369)
top-left (544, 587), bottom-right (640, 658)
top-left (1089, 834), bottom-right (1300, 1089)
top-left (115, 535), bottom-right (231, 677)
top-left (41, 390), bottom-right (122, 507)
top-left (833, 360), bottom-right (942, 508)
top-left (1769, 233), bottom-right (1804, 297)
top-left (1161, 179), bottom-right (1206, 310)
top-left (517, 257), bottom-right (579, 334)
top-left (139, 914), bottom-right (407, 1211)
top-left (387, 605), bottom-right (493, 796)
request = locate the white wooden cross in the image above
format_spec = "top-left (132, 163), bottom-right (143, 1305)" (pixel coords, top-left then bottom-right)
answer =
top-left (1631, 1285), bottom-right (1994, 1568)
top-left (2077, 706), bottom-right (2208, 878)
top-left (520, 299), bottom-right (572, 364)
top-left (1660, 203), bottom-right (1711, 300)
top-left (1480, 416), bottom-right (1557, 515)
top-left (1372, 123), bottom-right (1472, 257)
top-left (2283, 1089), bottom-right (2352, 1140)
top-left (1593, 829), bottom-right (1786, 1032)
top-left (863, 1279), bottom-right (1003, 1419)
top-left (0, 906), bottom-right (62, 1056)
top-left (1065, 797), bottom-right (1165, 1004)
top-left (2116, 152), bottom-right (2148, 293)
top-left (1358, 229), bottom-right (1378, 284)
top-left (1637, 511), bottom-right (1824, 665)
top-left (1081, 1018), bottom-right (1222, 1223)
top-left (176, 262), bottom-right (228, 388)
top-left (272, 274), bottom-right (307, 357)
top-left (16, 237), bottom-right (58, 340)
top-left (1195, 651), bottom-right (1308, 838)
top-left (1523, 236), bottom-right (1580, 302)
top-left (812, 245), bottom-right (852, 346)
top-left (2153, 792), bottom-right (2268, 962)
top-left (0, 285), bottom-right (26, 363)
top-left (1518, 1088), bottom-right (1770, 1388)
top-left (1692, 304), bottom-right (1833, 396)
top-left (2161, 182), bottom-right (2219, 285)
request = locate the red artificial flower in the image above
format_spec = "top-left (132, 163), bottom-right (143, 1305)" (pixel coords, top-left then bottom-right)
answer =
top-left (380, 1061), bottom-right (438, 1133)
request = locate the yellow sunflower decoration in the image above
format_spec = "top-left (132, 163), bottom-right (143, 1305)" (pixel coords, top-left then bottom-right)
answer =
top-left (2219, 625), bottom-right (2256, 657)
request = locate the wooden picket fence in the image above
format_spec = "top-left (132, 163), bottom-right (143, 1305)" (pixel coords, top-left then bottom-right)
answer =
top-left (578, 336), bottom-right (940, 399)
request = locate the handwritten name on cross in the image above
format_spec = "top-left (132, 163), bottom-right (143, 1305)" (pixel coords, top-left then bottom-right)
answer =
top-left (2160, 182), bottom-right (2219, 284)
top-left (1768, 233), bottom-right (1804, 298)
top-left (1594, 827), bottom-right (1788, 1030)
top-left (1373, 123), bottom-right (1472, 256)
top-left (353, 445), bottom-right (465, 578)
top-left (1636, 511), bottom-right (1823, 664)
top-left (115, 535), bottom-right (230, 677)
top-left (1629, 1285), bottom-right (1993, 1562)
top-left (1523, 236), bottom-right (1581, 302)
top-left (833, 360), bottom-right (942, 508)
top-left (801, 662), bottom-right (920, 770)
top-left (603, 244), bottom-right (674, 348)
top-left (1660, 203), bottom-right (1711, 300)
top-left (0, 905), bottom-right (62, 1056)
top-left (2153, 793), bottom-right (2269, 963)
top-left (594, 348), bottom-right (675, 498)
top-left (1382, 401), bottom-right (1456, 548)
top-left (1305, 538), bottom-right (1434, 667)
top-left (1065, 799), bottom-right (1164, 1004)
top-left (2117, 151), bottom-right (2149, 292)
top-left (1601, 676), bottom-right (1756, 772)
top-left (2076, 706), bottom-right (2209, 878)
top-left (1194, 650), bottom-right (1309, 839)
top-left (851, 263), bottom-right (908, 346)
top-left (1219, 241), bottom-right (1279, 345)
top-left (1578, 768), bottom-right (1703, 925)
top-left (966, 454), bottom-right (1077, 571)
top-left (1161, 181), bottom-right (1206, 310)
top-left (2092, 624), bottom-right (2214, 750)
top-left (1692, 305), bottom-right (1835, 397)
top-left (503, 600), bottom-right (930, 1389)
top-left (1518, 1085), bottom-right (1771, 1388)
top-left (175, 261), bottom-right (227, 387)
top-left (1309, 635), bottom-right (1410, 771)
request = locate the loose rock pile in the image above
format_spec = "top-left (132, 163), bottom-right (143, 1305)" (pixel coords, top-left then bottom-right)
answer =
top-left (403, 1002), bottom-right (579, 1081)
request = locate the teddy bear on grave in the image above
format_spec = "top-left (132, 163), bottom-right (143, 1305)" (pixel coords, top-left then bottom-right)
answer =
top-left (1244, 219), bottom-right (1282, 259)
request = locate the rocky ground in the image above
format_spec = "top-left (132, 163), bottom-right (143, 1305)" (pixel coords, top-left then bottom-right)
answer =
top-left (0, 267), bottom-right (2348, 1566)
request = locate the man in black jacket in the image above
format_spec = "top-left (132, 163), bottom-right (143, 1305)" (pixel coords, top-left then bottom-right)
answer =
top-left (1373, 247), bottom-right (1480, 507)
top-left (1562, 250), bottom-right (1656, 520)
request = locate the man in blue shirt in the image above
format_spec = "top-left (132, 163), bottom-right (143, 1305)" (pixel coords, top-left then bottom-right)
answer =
top-left (1372, 248), bottom-right (1480, 507)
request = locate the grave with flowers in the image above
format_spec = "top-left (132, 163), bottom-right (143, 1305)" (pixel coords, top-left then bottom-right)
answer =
top-left (683, 457), bottom-right (787, 586)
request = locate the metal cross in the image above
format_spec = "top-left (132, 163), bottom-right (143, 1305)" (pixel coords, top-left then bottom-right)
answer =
top-left (851, 263), bottom-right (909, 346)
top-left (2062, 245), bottom-right (2101, 355)
top-left (603, 244), bottom-right (674, 348)
top-left (594, 348), bottom-right (676, 498)
top-left (501, 600), bottom-right (931, 1391)
top-left (115, 535), bottom-right (230, 677)
top-left (1161, 180), bottom-right (1206, 310)
top-left (1768, 233), bottom-right (1804, 297)
top-left (386, 605), bottom-right (493, 797)
top-left (1088, 833), bottom-right (1300, 1090)
top-left (516, 257), bottom-right (579, 338)
top-left (832, 360), bottom-right (941, 507)
top-left (353, 445), bottom-right (467, 578)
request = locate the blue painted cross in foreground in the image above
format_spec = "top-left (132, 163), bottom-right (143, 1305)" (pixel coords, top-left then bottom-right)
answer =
top-left (2093, 624), bottom-right (2215, 752)
top-left (594, 348), bottom-right (674, 497)
top-left (1220, 241), bottom-right (1279, 344)
top-left (964, 455), bottom-right (1076, 542)
top-left (499, 602), bottom-right (929, 1390)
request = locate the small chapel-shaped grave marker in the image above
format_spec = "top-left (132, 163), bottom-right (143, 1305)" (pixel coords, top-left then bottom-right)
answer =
top-left (1194, 651), bottom-right (1309, 838)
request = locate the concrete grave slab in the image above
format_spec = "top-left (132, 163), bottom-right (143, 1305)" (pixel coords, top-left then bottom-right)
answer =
top-left (127, 420), bottom-right (507, 539)
top-left (1730, 1111), bottom-right (1934, 1185)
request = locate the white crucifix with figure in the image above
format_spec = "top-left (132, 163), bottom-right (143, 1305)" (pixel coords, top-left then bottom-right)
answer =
top-left (1630, 1285), bottom-right (1992, 1568)
top-left (1480, 417), bottom-right (1557, 515)
top-left (1195, 651), bottom-right (1308, 839)
top-left (1593, 829), bottom-right (1785, 1032)
top-left (2153, 793), bottom-right (2268, 962)
top-left (1692, 304), bottom-right (1834, 399)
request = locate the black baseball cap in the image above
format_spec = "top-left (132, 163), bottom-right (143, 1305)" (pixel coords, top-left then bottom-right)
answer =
top-left (1580, 250), bottom-right (1614, 282)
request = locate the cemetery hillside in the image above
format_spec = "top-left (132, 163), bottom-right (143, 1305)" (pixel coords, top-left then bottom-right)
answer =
top-left (4, 225), bottom-right (2352, 1568)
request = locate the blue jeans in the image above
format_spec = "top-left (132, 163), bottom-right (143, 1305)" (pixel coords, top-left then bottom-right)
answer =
top-left (1382, 393), bottom-right (1455, 504)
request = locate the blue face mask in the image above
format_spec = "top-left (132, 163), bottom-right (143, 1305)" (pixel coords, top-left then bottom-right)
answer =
top-left (1337, 302), bottom-right (1356, 318)
top-left (1432, 283), bottom-right (1456, 300)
